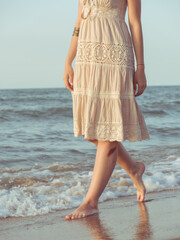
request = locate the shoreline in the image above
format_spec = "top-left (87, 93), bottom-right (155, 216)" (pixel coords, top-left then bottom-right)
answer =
top-left (0, 189), bottom-right (180, 240)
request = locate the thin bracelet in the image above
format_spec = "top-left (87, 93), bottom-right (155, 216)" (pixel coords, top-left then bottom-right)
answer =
top-left (137, 64), bottom-right (145, 68)
top-left (136, 64), bottom-right (145, 70)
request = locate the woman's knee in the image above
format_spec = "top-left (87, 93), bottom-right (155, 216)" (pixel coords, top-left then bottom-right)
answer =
top-left (98, 140), bottom-right (118, 156)
top-left (98, 140), bottom-right (118, 147)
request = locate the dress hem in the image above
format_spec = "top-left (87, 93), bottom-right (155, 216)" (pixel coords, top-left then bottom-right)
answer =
top-left (73, 132), bottom-right (150, 143)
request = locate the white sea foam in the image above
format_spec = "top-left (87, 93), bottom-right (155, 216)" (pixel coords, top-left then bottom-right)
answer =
top-left (0, 157), bottom-right (179, 218)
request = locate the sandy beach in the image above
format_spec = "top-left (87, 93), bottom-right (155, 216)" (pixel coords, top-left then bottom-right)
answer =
top-left (0, 189), bottom-right (180, 240)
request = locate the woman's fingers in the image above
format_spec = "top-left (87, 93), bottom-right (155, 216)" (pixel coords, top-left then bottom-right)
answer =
top-left (135, 85), bottom-right (146, 97)
top-left (133, 75), bottom-right (138, 95)
top-left (133, 70), bottom-right (147, 97)
top-left (63, 63), bottom-right (74, 92)
top-left (133, 78), bottom-right (137, 96)
top-left (63, 73), bottom-right (73, 92)
top-left (69, 73), bottom-right (74, 90)
top-left (135, 86), bottom-right (143, 97)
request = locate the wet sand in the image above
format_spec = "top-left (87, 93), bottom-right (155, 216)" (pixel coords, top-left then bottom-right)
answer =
top-left (0, 189), bottom-right (180, 240)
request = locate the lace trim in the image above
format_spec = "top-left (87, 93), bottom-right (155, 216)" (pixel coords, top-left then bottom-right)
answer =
top-left (82, 5), bottom-right (124, 20)
top-left (76, 41), bottom-right (134, 68)
top-left (73, 121), bottom-right (150, 142)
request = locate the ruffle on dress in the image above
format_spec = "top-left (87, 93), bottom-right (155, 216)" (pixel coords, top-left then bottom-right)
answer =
top-left (71, 63), bottom-right (150, 142)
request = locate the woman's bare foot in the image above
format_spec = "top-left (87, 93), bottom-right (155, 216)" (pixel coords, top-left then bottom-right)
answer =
top-left (129, 162), bottom-right (146, 202)
top-left (65, 202), bottom-right (99, 220)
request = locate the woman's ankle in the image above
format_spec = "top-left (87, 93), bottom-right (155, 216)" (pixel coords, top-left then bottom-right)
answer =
top-left (129, 162), bottom-right (139, 175)
top-left (83, 198), bottom-right (98, 209)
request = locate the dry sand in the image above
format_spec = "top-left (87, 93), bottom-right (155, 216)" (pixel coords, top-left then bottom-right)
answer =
top-left (0, 189), bottom-right (180, 240)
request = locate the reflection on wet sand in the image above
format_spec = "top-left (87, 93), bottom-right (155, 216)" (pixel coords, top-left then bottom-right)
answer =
top-left (133, 202), bottom-right (153, 240)
top-left (82, 214), bottom-right (115, 240)
top-left (74, 200), bottom-right (153, 240)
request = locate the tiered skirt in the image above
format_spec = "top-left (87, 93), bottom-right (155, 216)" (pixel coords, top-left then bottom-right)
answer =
top-left (71, 14), bottom-right (150, 142)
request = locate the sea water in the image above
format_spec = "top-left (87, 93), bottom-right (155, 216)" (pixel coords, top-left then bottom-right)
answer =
top-left (0, 86), bottom-right (179, 217)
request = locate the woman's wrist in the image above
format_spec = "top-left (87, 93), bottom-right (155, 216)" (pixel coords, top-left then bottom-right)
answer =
top-left (65, 59), bottom-right (72, 65)
top-left (137, 66), bottom-right (145, 70)
top-left (136, 63), bottom-right (145, 71)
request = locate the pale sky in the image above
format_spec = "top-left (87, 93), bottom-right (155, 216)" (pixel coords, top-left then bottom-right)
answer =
top-left (0, 0), bottom-right (180, 89)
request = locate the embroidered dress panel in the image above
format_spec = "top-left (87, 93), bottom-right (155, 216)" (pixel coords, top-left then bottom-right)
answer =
top-left (76, 41), bottom-right (134, 68)
top-left (71, 0), bottom-right (150, 142)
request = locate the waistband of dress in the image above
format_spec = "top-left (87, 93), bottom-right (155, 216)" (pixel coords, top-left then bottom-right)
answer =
top-left (81, 6), bottom-right (124, 21)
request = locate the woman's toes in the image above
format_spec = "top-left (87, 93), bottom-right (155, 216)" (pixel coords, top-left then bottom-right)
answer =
top-left (65, 205), bottom-right (98, 220)
top-left (77, 213), bottom-right (85, 218)
top-left (137, 193), bottom-right (139, 201)
top-left (72, 214), bottom-right (80, 219)
top-left (141, 194), bottom-right (145, 202)
top-left (65, 214), bottom-right (72, 220)
top-left (137, 192), bottom-right (141, 201)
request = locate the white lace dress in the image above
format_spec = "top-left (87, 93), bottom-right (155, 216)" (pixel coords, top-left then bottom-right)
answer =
top-left (71, 0), bottom-right (150, 142)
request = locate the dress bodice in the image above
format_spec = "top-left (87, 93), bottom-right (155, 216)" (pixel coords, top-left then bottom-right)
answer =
top-left (80, 0), bottom-right (127, 20)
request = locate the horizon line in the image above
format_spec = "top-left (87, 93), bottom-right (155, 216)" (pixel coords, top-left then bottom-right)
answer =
top-left (0, 84), bottom-right (180, 90)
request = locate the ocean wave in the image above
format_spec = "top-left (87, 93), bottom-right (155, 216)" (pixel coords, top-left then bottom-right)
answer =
top-left (149, 127), bottom-right (180, 136)
top-left (0, 107), bottom-right (73, 120)
top-left (142, 110), bottom-right (168, 115)
top-left (0, 163), bottom-right (78, 175)
top-left (0, 158), bottom-right (179, 218)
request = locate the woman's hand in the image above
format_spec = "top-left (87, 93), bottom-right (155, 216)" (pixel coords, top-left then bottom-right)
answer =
top-left (63, 62), bottom-right (74, 92)
top-left (133, 69), bottom-right (147, 97)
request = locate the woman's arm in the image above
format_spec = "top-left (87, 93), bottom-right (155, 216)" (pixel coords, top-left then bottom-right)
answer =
top-left (63, 1), bottom-right (83, 92)
top-left (127, 0), bottom-right (147, 97)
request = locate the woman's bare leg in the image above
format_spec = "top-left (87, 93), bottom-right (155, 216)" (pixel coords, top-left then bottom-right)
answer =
top-left (116, 143), bottom-right (146, 202)
top-left (83, 138), bottom-right (146, 202)
top-left (65, 140), bottom-right (118, 220)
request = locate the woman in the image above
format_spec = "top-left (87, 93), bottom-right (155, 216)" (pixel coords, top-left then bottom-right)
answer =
top-left (63, 0), bottom-right (150, 220)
